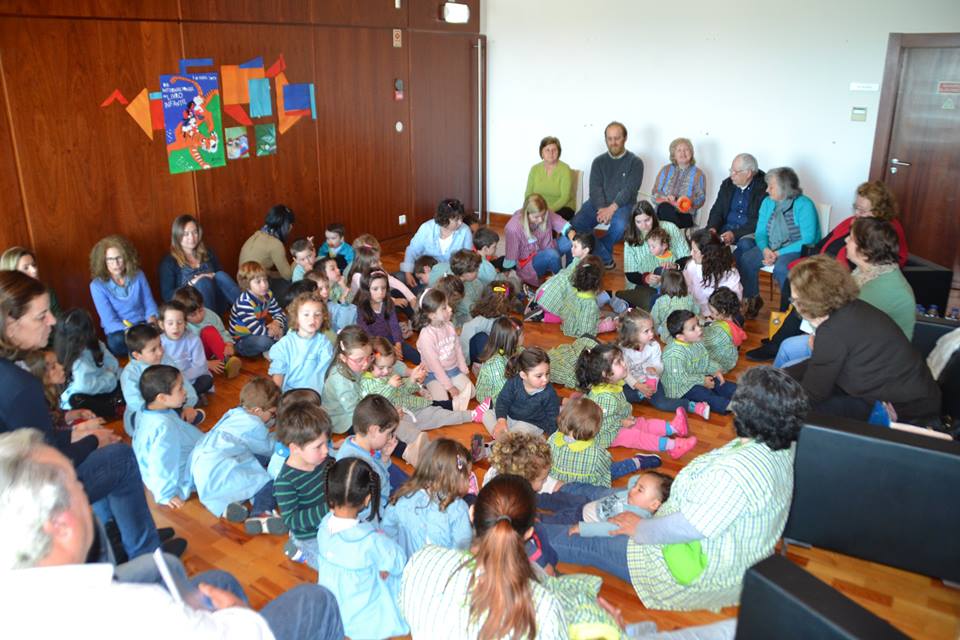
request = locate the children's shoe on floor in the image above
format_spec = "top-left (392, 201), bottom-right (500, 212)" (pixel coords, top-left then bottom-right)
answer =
top-left (597, 317), bottom-right (618, 333)
top-left (630, 453), bottom-right (662, 471)
top-left (688, 401), bottom-right (710, 420)
top-left (189, 409), bottom-right (206, 427)
top-left (470, 433), bottom-right (487, 461)
top-left (224, 356), bottom-right (242, 379)
top-left (244, 511), bottom-right (288, 535)
top-left (402, 432), bottom-right (431, 467)
top-left (671, 407), bottom-right (689, 436)
top-left (471, 397), bottom-right (492, 423)
top-left (284, 539), bottom-right (305, 563)
top-left (669, 436), bottom-right (698, 460)
top-left (224, 501), bottom-right (249, 523)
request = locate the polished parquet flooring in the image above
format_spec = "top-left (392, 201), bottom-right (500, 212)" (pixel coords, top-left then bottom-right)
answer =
top-left (107, 240), bottom-right (959, 639)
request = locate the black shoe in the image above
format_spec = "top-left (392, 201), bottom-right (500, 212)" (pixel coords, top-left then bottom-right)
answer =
top-left (104, 519), bottom-right (128, 564)
top-left (161, 537), bottom-right (188, 558)
top-left (603, 260), bottom-right (616, 270)
top-left (746, 344), bottom-right (776, 362)
top-left (158, 527), bottom-right (176, 543)
top-left (525, 307), bottom-right (544, 322)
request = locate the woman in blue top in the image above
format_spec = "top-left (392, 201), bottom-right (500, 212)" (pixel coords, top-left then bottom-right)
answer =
top-left (158, 214), bottom-right (240, 315)
top-left (400, 198), bottom-right (473, 289)
top-left (736, 167), bottom-right (821, 318)
top-left (88, 235), bottom-right (158, 356)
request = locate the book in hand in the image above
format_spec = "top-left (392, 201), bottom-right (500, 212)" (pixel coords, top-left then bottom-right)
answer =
top-left (153, 548), bottom-right (214, 611)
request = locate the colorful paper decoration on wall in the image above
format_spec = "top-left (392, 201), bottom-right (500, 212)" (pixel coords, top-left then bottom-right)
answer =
top-left (160, 72), bottom-right (226, 173)
top-left (102, 53), bottom-right (314, 174)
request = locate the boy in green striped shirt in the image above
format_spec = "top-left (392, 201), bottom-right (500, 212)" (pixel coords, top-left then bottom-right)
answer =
top-left (661, 310), bottom-right (737, 414)
top-left (274, 401), bottom-right (333, 568)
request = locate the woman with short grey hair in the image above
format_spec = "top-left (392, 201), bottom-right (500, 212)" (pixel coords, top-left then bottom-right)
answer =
top-left (736, 167), bottom-right (821, 319)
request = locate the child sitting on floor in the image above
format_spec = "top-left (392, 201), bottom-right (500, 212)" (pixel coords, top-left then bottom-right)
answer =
top-left (555, 256), bottom-right (614, 338)
top-left (131, 365), bottom-right (203, 508)
top-left (415, 289), bottom-right (474, 411)
top-left (316, 457), bottom-right (408, 640)
top-left (485, 346), bottom-right (560, 439)
top-left (651, 269), bottom-right (698, 343)
top-left (159, 301), bottom-right (213, 397)
top-left (305, 267), bottom-right (357, 333)
top-left (662, 310), bottom-right (738, 414)
top-left (429, 250), bottom-right (483, 327)
top-left (318, 222), bottom-right (355, 272)
top-left (266, 387), bottom-right (321, 479)
top-left (474, 316), bottom-right (523, 405)
top-left (461, 280), bottom-right (517, 365)
top-left (273, 400), bottom-right (332, 567)
top-left (575, 343), bottom-right (635, 449)
top-left (355, 269), bottom-right (420, 365)
top-left (360, 336), bottom-right (487, 432)
top-left (471, 226), bottom-right (502, 285)
top-left (684, 229), bottom-right (743, 317)
top-left (432, 274), bottom-right (467, 329)
top-left (528, 230), bottom-right (593, 322)
top-left (22, 349), bottom-right (108, 440)
top-left (174, 285), bottom-right (242, 379)
top-left (702, 287), bottom-right (747, 373)
top-left (568, 471), bottom-right (673, 537)
top-left (644, 226), bottom-right (678, 305)
top-left (547, 334), bottom-right (599, 389)
top-left (267, 291), bottom-right (334, 394)
top-left (229, 261), bottom-right (287, 357)
top-left (289, 237), bottom-right (316, 283)
top-left (410, 255), bottom-right (437, 298)
top-left (382, 438), bottom-right (473, 556)
top-left (616, 308), bottom-right (711, 419)
top-left (191, 377), bottom-right (284, 534)
top-left (120, 323), bottom-right (201, 436)
top-left (54, 309), bottom-right (122, 419)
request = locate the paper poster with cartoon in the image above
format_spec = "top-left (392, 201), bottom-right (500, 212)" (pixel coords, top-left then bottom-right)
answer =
top-left (161, 72), bottom-right (226, 174)
top-left (225, 126), bottom-right (250, 160)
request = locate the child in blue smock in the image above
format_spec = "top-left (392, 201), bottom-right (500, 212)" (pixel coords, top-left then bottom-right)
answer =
top-left (382, 438), bottom-right (472, 557)
top-left (268, 292), bottom-right (334, 394)
top-left (336, 394), bottom-right (428, 524)
top-left (316, 457), bottom-right (408, 639)
top-left (119, 324), bottom-right (201, 436)
top-left (131, 365), bottom-right (203, 508)
top-left (191, 377), bottom-right (284, 534)
top-left (54, 309), bottom-right (122, 418)
top-left (307, 261), bottom-right (357, 333)
top-left (158, 301), bottom-right (214, 396)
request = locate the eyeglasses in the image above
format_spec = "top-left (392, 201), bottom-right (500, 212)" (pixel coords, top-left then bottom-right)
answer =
top-left (345, 353), bottom-right (372, 366)
top-left (105, 256), bottom-right (124, 263)
top-left (852, 204), bottom-right (873, 215)
top-left (729, 168), bottom-right (746, 175)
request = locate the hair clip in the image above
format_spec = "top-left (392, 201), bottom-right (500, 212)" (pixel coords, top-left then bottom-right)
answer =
top-left (456, 454), bottom-right (466, 471)
top-left (494, 515), bottom-right (512, 525)
top-left (418, 288), bottom-right (431, 307)
top-left (492, 285), bottom-right (507, 294)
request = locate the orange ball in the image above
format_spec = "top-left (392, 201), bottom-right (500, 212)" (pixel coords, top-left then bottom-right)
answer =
top-left (677, 197), bottom-right (692, 213)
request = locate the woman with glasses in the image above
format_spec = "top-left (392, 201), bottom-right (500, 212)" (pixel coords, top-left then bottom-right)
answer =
top-left (651, 137), bottom-right (708, 229)
top-left (88, 235), bottom-right (158, 356)
top-left (400, 198), bottom-right (474, 289)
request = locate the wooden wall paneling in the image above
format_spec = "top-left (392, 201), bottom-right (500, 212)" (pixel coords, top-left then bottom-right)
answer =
top-left (0, 0), bottom-right (177, 20)
top-left (181, 23), bottom-right (322, 278)
top-left (314, 26), bottom-right (412, 241)
top-left (409, 0), bottom-right (480, 33)
top-left (311, 0), bottom-right (408, 28)
top-left (0, 18), bottom-right (195, 312)
top-left (409, 30), bottom-right (482, 223)
top-left (178, 0), bottom-right (311, 25)
top-left (0, 53), bottom-right (31, 252)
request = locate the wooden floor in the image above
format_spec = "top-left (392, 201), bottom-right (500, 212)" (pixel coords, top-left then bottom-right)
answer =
top-left (108, 240), bottom-right (960, 639)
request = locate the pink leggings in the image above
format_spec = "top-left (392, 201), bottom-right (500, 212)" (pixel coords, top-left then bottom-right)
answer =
top-left (536, 290), bottom-right (563, 324)
top-left (611, 416), bottom-right (671, 452)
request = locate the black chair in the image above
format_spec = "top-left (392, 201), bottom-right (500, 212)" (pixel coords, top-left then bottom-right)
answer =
top-left (736, 556), bottom-right (908, 639)
top-left (902, 253), bottom-right (952, 311)
top-left (783, 417), bottom-right (960, 583)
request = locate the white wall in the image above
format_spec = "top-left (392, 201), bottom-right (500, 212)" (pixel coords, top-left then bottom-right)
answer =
top-left (482, 0), bottom-right (960, 228)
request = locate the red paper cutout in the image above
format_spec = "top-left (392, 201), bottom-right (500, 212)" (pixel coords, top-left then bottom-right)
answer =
top-left (265, 54), bottom-right (286, 79)
top-left (149, 98), bottom-right (164, 130)
top-left (100, 89), bottom-right (129, 107)
top-left (224, 104), bottom-right (254, 126)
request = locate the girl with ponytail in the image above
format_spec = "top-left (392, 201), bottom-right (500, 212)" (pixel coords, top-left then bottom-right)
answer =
top-left (400, 474), bottom-right (566, 639)
top-left (316, 457), bottom-right (408, 639)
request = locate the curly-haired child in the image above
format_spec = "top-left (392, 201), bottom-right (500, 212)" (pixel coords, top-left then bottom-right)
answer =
top-left (683, 229), bottom-right (743, 316)
top-left (703, 287), bottom-right (746, 373)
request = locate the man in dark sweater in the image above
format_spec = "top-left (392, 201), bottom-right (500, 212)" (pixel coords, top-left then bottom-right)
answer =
top-left (705, 153), bottom-right (766, 250)
top-left (566, 121), bottom-right (644, 269)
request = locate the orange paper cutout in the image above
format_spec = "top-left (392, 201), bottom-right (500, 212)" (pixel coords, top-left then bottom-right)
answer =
top-left (275, 72), bottom-right (302, 135)
top-left (221, 64), bottom-right (266, 105)
top-left (125, 89), bottom-right (153, 139)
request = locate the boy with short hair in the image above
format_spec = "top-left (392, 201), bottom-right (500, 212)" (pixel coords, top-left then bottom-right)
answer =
top-left (229, 261), bottom-right (287, 357)
top-left (120, 323), bottom-right (201, 436)
top-left (411, 255), bottom-right (438, 297)
top-left (335, 394), bottom-right (429, 523)
top-left (318, 223), bottom-right (354, 272)
top-left (191, 376), bottom-right (284, 534)
top-left (471, 226), bottom-right (500, 284)
top-left (662, 310), bottom-right (737, 414)
top-left (289, 238), bottom-right (317, 283)
top-left (429, 249), bottom-right (484, 326)
top-left (274, 401), bottom-right (333, 567)
top-left (173, 285), bottom-right (241, 379)
top-left (132, 365), bottom-right (204, 508)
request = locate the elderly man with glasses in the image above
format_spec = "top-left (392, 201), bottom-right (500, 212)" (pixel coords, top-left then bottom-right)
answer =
top-left (705, 153), bottom-right (766, 251)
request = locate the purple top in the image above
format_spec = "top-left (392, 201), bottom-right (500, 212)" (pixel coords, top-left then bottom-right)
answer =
top-left (357, 304), bottom-right (403, 345)
top-left (503, 209), bottom-right (567, 286)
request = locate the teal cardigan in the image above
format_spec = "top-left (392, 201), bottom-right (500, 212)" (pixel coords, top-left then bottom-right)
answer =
top-left (754, 195), bottom-right (821, 255)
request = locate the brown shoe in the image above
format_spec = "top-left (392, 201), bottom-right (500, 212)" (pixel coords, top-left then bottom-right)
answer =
top-left (743, 296), bottom-right (764, 320)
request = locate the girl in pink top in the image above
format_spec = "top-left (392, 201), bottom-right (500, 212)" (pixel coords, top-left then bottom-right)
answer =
top-left (415, 289), bottom-right (474, 411)
top-left (683, 229), bottom-right (742, 317)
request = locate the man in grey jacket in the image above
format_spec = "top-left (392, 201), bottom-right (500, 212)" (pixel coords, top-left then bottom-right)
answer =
top-left (567, 121), bottom-right (645, 269)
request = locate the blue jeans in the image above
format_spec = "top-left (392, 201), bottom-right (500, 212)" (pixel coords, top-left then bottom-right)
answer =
top-left (736, 238), bottom-right (799, 299)
top-left (532, 248), bottom-right (562, 278)
top-left (401, 341), bottom-right (421, 365)
top-left (774, 334), bottom-right (812, 368)
top-left (570, 200), bottom-right (630, 265)
top-left (624, 380), bottom-right (690, 413)
top-left (684, 381), bottom-right (738, 414)
top-left (106, 330), bottom-right (128, 357)
top-left (235, 334), bottom-right (276, 357)
top-left (192, 271), bottom-right (241, 315)
top-left (538, 522), bottom-right (631, 583)
top-left (78, 443), bottom-right (160, 560)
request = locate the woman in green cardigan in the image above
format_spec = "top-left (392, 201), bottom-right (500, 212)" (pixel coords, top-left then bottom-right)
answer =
top-left (524, 136), bottom-right (574, 220)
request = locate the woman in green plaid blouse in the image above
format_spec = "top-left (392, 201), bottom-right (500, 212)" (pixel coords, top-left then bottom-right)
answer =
top-left (576, 343), bottom-right (635, 449)
top-left (473, 316), bottom-right (523, 404)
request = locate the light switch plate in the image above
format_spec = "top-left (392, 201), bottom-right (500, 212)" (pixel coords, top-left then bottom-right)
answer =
top-left (399, 214), bottom-right (407, 225)
top-left (851, 107), bottom-right (867, 122)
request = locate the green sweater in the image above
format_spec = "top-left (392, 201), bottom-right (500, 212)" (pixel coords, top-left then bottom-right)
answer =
top-left (587, 384), bottom-right (632, 449)
top-left (537, 257), bottom-right (579, 315)
top-left (359, 373), bottom-right (431, 412)
top-left (321, 364), bottom-right (362, 434)
top-left (525, 161), bottom-right (574, 212)
top-left (548, 432), bottom-right (612, 488)
top-left (662, 340), bottom-right (720, 398)
top-left (858, 268), bottom-right (916, 340)
top-left (548, 336), bottom-right (600, 389)
top-left (560, 292), bottom-right (600, 338)
top-left (702, 321), bottom-right (739, 373)
top-left (475, 353), bottom-right (508, 404)
top-left (651, 294), bottom-right (698, 343)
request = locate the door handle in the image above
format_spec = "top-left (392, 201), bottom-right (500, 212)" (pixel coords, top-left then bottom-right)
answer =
top-left (890, 158), bottom-right (911, 166)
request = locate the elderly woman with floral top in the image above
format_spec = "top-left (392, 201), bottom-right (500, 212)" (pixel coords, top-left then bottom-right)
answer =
top-left (652, 137), bottom-right (707, 229)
